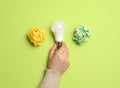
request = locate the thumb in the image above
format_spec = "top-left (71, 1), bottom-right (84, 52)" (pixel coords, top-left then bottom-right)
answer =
top-left (49, 44), bottom-right (57, 58)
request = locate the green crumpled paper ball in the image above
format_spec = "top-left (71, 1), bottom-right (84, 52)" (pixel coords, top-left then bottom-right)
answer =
top-left (72, 25), bottom-right (91, 45)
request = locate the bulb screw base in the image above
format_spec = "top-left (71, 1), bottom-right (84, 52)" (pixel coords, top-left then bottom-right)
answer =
top-left (57, 42), bottom-right (62, 49)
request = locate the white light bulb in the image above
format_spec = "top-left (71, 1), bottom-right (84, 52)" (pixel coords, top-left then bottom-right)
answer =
top-left (51, 21), bottom-right (66, 42)
top-left (51, 21), bottom-right (66, 48)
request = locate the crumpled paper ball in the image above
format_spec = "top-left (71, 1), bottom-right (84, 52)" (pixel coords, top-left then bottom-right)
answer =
top-left (27, 27), bottom-right (46, 46)
top-left (72, 25), bottom-right (91, 45)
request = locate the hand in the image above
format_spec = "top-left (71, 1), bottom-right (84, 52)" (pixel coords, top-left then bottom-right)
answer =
top-left (48, 42), bottom-right (70, 73)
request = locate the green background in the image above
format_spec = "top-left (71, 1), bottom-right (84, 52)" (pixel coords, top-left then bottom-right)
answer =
top-left (0, 0), bottom-right (120, 88)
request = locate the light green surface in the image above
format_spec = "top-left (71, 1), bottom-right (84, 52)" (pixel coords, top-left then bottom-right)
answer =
top-left (0, 0), bottom-right (120, 88)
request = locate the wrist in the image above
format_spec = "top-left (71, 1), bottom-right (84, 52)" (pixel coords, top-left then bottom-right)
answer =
top-left (47, 69), bottom-right (62, 75)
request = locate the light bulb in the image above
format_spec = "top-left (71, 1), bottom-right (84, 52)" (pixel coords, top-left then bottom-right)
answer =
top-left (51, 21), bottom-right (66, 49)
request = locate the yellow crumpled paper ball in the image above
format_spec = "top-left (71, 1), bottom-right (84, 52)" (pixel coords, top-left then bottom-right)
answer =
top-left (27, 27), bottom-right (46, 46)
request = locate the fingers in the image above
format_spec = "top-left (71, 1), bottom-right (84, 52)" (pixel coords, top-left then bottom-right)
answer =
top-left (58, 42), bottom-right (69, 58)
top-left (49, 44), bottom-right (57, 58)
top-left (65, 48), bottom-right (69, 55)
top-left (59, 42), bottom-right (67, 53)
top-left (63, 47), bottom-right (69, 58)
top-left (49, 42), bottom-right (69, 59)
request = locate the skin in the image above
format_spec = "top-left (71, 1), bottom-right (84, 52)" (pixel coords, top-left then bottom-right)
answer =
top-left (48, 42), bottom-right (70, 73)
